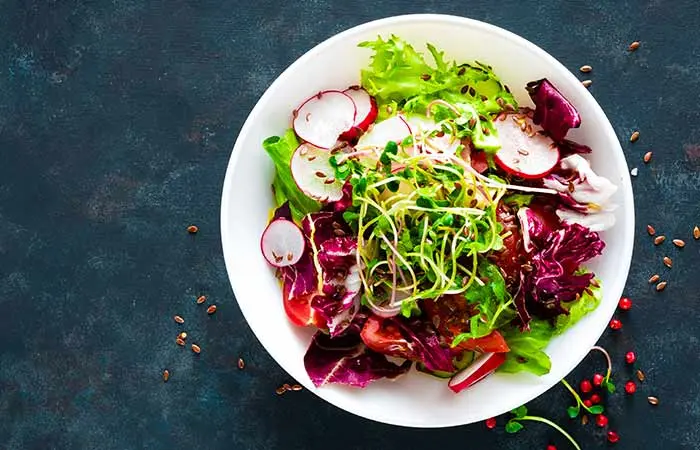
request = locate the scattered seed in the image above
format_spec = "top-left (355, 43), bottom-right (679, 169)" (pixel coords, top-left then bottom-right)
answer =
top-left (581, 415), bottom-right (589, 425)
top-left (275, 386), bottom-right (287, 395)
top-left (654, 235), bottom-right (666, 245)
top-left (187, 225), bottom-right (199, 234)
top-left (282, 383), bottom-right (292, 391)
top-left (663, 256), bottom-right (673, 268)
top-left (191, 344), bottom-right (201, 354)
top-left (673, 239), bottom-right (686, 248)
top-left (648, 274), bottom-right (660, 284)
top-left (643, 151), bottom-right (653, 163)
top-left (694, 226), bottom-right (700, 240)
top-left (579, 65), bottom-right (593, 73)
top-left (207, 305), bottom-right (217, 315)
top-left (420, 73), bottom-right (431, 81)
top-left (630, 131), bottom-right (640, 143)
top-left (163, 369), bottom-right (170, 382)
top-left (517, 149), bottom-right (529, 156)
top-left (291, 384), bottom-right (303, 391)
top-left (630, 167), bottom-right (638, 177)
top-left (323, 177), bottom-right (336, 185)
top-left (315, 171), bottom-right (326, 178)
top-left (196, 295), bottom-right (206, 304)
top-left (648, 396), bottom-right (659, 406)
top-left (637, 369), bottom-right (646, 382)
top-left (647, 224), bottom-right (656, 236)
top-left (582, 79), bottom-right (593, 88)
top-left (656, 281), bottom-right (667, 292)
top-left (174, 315), bottom-right (185, 324)
top-left (333, 228), bottom-right (346, 237)
top-left (237, 358), bottom-right (245, 370)
top-left (176, 338), bottom-right (185, 346)
top-left (307, 155), bottom-right (317, 162)
top-left (178, 332), bottom-right (187, 340)
top-left (629, 41), bottom-right (641, 51)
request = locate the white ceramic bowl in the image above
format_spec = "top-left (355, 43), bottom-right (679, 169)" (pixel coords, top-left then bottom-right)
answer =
top-left (221, 14), bottom-right (634, 428)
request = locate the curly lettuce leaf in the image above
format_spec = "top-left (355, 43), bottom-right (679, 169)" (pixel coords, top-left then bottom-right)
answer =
top-left (358, 35), bottom-right (517, 151)
top-left (263, 129), bottom-right (319, 221)
top-left (554, 278), bottom-right (602, 334)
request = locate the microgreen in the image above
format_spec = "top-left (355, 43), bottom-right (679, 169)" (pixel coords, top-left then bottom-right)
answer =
top-left (506, 404), bottom-right (582, 450)
top-left (561, 379), bottom-right (605, 418)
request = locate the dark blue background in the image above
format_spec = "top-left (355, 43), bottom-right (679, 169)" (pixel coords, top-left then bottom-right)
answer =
top-left (2, 1), bottom-right (699, 449)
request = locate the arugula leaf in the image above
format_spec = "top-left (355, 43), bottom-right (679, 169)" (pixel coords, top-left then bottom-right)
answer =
top-left (263, 129), bottom-right (319, 221)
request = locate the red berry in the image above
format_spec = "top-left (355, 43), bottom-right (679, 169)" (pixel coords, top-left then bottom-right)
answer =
top-left (609, 318), bottom-right (622, 330)
top-left (607, 430), bottom-right (620, 443)
top-left (485, 417), bottom-right (497, 429)
top-left (596, 414), bottom-right (609, 427)
top-left (625, 351), bottom-right (636, 364)
top-left (593, 373), bottom-right (604, 386)
top-left (625, 381), bottom-right (637, 394)
top-left (583, 399), bottom-right (592, 408)
top-left (590, 393), bottom-right (602, 404)
top-left (579, 379), bottom-right (592, 393)
top-left (547, 446), bottom-right (557, 450)
top-left (618, 296), bottom-right (632, 310)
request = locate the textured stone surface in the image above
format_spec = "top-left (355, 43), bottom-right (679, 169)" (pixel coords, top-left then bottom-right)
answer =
top-left (1, 1), bottom-right (699, 449)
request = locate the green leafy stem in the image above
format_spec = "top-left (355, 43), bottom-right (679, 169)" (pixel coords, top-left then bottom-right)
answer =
top-left (506, 405), bottom-right (581, 450)
top-left (561, 379), bottom-right (605, 418)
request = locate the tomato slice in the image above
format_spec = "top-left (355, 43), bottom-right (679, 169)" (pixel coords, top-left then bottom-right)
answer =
top-left (282, 285), bottom-right (323, 328)
top-left (423, 296), bottom-right (510, 353)
top-left (455, 330), bottom-right (510, 353)
top-left (359, 315), bottom-right (413, 358)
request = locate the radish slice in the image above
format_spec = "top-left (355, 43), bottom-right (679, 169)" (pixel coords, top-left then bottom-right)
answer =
top-left (260, 219), bottom-right (305, 267)
top-left (493, 115), bottom-right (560, 179)
top-left (339, 87), bottom-right (378, 140)
top-left (290, 143), bottom-right (344, 202)
top-left (448, 352), bottom-right (506, 393)
top-left (356, 115), bottom-right (411, 150)
top-left (293, 90), bottom-right (356, 149)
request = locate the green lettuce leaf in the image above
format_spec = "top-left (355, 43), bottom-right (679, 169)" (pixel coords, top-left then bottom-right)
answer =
top-left (498, 279), bottom-right (602, 376)
top-left (263, 129), bottom-right (319, 221)
top-left (502, 193), bottom-right (534, 209)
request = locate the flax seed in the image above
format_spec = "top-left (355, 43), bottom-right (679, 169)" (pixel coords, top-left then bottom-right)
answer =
top-left (694, 226), bottom-right (700, 240)
top-left (291, 384), bottom-right (303, 391)
top-left (663, 256), bottom-right (673, 268)
top-left (176, 338), bottom-right (185, 346)
top-left (275, 386), bottom-right (286, 395)
top-left (582, 79), bottom-right (593, 88)
top-left (630, 131), bottom-right (640, 143)
top-left (579, 65), bottom-right (593, 73)
top-left (656, 281), bottom-right (667, 292)
top-left (648, 274), bottom-right (660, 284)
top-left (196, 295), bottom-right (206, 304)
top-left (643, 151), bottom-right (652, 163)
top-left (237, 358), bottom-right (245, 370)
top-left (629, 41), bottom-right (641, 51)
top-left (174, 315), bottom-right (184, 324)
top-left (654, 235), bottom-right (666, 245)
top-left (187, 225), bottom-right (199, 234)
top-left (647, 224), bottom-right (656, 236)
top-left (637, 369), bottom-right (646, 382)
top-left (673, 239), bottom-right (686, 248)
top-left (178, 332), bottom-right (187, 340)
top-left (647, 396), bottom-right (659, 406)
top-left (191, 344), bottom-right (201, 354)
top-left (207, 305), bottom-right (217, 315)
top-left (163, 369), bottom-right (170, 382)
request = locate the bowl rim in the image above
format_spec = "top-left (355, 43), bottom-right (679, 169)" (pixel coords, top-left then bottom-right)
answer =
top-left (220, 13), bottom-right (635, 428)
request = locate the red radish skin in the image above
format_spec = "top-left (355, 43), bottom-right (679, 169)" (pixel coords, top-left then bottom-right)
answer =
top-left (493, 115), bottom-right (560, 179)
top-left (355, 115), bottom-right (411, 150)
top-left (260, 219), bottom-right (305, 267)
top-left (448, 352), bottom-right (507, 393)
top-left (293, 90), bottom-right (356, 149)
top-left (290, 143), bottom-right (345, 203)
top-left (339, 87), bottom-right (378, 141)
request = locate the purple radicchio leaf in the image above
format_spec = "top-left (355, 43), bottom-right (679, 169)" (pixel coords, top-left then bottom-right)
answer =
top-left (521, 223), bottom-right (605, 322)
top-left (303, 331), bottom-right (411, 388)
top-left (526, 78), bottom-right (581, 142)
top-left (517, 206), bottom-right (554, 253)
top-left (328, 181), bottom-right (353, 213)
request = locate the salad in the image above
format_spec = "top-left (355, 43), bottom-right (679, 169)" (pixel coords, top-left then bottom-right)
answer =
top-left (258, 36), bottom-right (617, 393)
